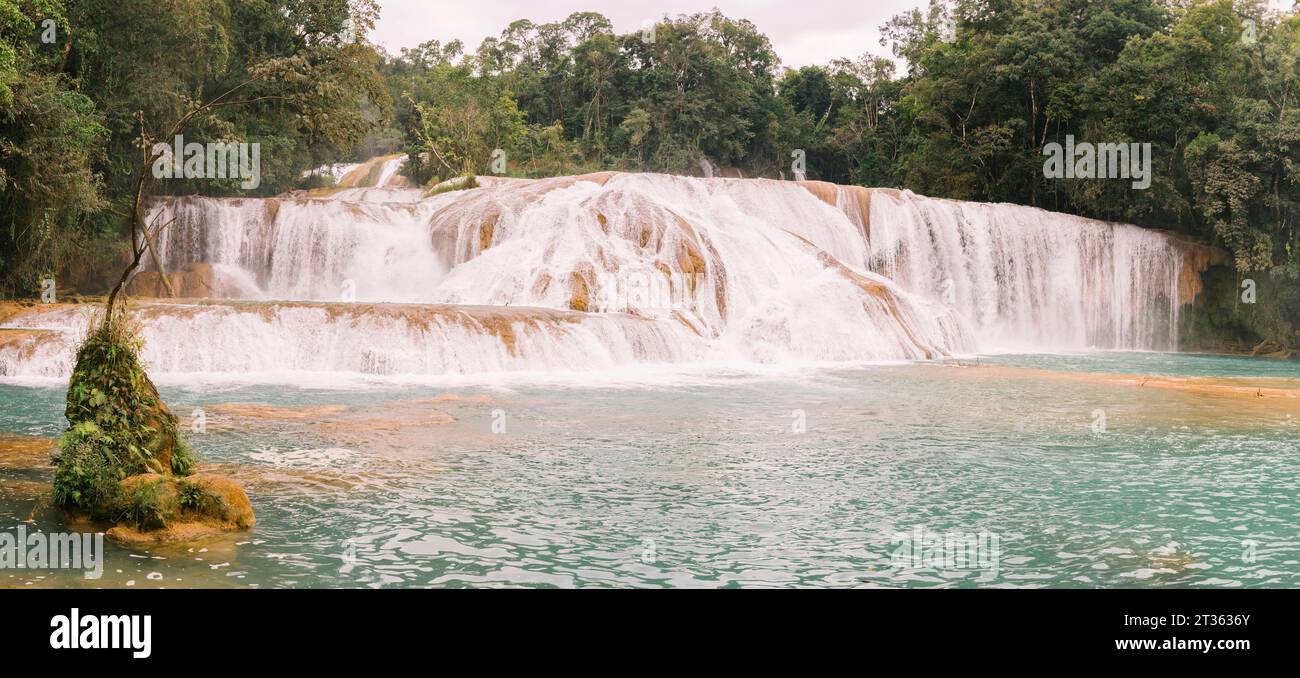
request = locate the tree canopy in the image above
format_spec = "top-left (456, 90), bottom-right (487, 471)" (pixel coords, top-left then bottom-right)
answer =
top-left (1, 0), bottom-right (389, 295)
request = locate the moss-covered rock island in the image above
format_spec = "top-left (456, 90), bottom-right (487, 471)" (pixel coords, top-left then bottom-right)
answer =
top-left (52, 310), bottom-right (253, 544)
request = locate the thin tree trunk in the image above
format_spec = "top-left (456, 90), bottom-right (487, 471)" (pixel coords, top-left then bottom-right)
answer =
top-left (103, 82), bottom-right (268, 318)
top-left (141, 217), bottom-right (176, 298)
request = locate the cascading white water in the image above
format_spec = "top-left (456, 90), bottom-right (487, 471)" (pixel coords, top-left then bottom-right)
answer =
top-left (149, 194), bottom-right (446, 302)
top-left (124, 172), bottom-right (969, 373)
top-left (0, 303), bottom-right (697, 379)
top-left (419, 174), bottom-right (954, 356)
top-left (0, 163), bottom-right (1207, 379)
top-left (372, 156), bottom-right (407, 188)
top-left (863, 190), bottom-right (1186, 351)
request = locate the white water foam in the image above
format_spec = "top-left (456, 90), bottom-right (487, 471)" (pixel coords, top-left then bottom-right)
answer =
top-left (865, 190), bottom-right (1186, 351)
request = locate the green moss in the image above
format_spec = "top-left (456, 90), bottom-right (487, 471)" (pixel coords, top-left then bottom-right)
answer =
top-left (51, 422), bottom-right (124, 519)
top-left (359, 160), bottom-right (386, 187)
top-left (123, 478), bottom-right (174, 531)
top-left (177, 479), bottom-right (227, 516)
top-left (422, 173), bottom-right (479, 197)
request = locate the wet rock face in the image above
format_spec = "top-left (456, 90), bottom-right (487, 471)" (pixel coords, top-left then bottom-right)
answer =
top-left (1250, 340), bottom-right (1296, 360)
top-left (125, 262), bottom-right (250, 299)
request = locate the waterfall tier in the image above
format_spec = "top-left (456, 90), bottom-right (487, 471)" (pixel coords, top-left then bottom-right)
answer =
top-left (1, 168), bottom-right (1216, 379)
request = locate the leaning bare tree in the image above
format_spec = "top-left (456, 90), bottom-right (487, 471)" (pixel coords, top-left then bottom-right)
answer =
top-left (102, 80), bottom-right (278, 316)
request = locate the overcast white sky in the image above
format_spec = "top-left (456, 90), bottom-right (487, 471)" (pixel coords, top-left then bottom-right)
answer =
top-left (370, 1), bottom-right (925, 69)
top-left (371, 1), bottom-right (1300, 69)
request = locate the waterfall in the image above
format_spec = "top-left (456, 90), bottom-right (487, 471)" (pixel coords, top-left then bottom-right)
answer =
top-left (372, 156), bottom-right (407, 188)
top-left (147, 195), bottom-right (445, 302)
top-left (860, 190), bottom-right (1187, 351)
top-left (0, 164), bottom-right (1212, 379)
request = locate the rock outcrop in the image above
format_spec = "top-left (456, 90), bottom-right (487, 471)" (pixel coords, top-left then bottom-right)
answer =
top-left (106, 472), bottom-right (255, 545)
top-left (125, 262), bottom-right (248, 299)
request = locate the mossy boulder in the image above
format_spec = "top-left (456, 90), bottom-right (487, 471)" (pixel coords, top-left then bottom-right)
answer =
top-left (181, 473), bottom-right (255, 529)
top-left (105, 472), bottom-right (255, 545)
top-left (118, 473), bottom-right (181, 530)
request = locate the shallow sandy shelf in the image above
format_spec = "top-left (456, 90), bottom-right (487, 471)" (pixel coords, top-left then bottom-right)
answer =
top-left (931, 362), bottom-right (1300, 409)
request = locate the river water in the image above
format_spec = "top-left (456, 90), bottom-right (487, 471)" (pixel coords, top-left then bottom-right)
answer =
top-left (2, 352), bottom-right (1296, 588)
